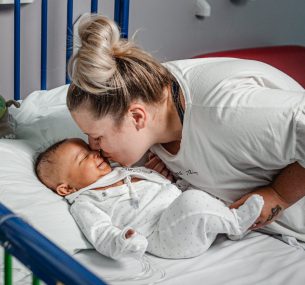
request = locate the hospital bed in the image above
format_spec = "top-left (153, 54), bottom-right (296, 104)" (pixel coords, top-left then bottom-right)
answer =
top-left (1, 1), bottom-right (305, 284)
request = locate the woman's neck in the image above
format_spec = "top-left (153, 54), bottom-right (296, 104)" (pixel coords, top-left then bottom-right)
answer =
top-left (152, 85), bottom-right (183, 144)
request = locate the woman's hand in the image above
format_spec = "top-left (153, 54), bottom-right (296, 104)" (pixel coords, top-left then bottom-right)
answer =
top-left (230, 186), bottom-right (290, 230)
top-left (145, 152), bottom-right (174, 182)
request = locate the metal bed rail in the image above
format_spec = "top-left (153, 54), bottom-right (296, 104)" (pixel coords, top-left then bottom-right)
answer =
top-left (0, 203), bottom-right (107, 285)
top-left (13, 0), bottom-right (130, 99)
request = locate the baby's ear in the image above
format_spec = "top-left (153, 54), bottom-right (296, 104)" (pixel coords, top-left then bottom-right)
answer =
top-left (56, 183), bottom-right (76, 196)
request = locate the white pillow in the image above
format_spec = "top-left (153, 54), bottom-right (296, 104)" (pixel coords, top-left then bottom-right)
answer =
top-left (0, 85), bottom-right (92, 254)
top-left (11, 84), bottom-right (86, 150)
top-left (0, 139), bottom-right (93, 254)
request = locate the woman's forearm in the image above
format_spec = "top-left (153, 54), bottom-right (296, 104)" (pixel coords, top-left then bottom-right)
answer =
top-left (230, 162), bottom-right (305, 229)
top-left (271, 162), bottom-right (305, 207)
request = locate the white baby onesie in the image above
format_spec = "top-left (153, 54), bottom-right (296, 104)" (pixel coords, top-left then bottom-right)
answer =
top-left (66, 167), bottom-right (264, 260)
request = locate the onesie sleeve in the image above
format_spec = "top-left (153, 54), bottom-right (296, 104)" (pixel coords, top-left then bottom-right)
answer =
top-left (70, 200), bottom-right (147, 260)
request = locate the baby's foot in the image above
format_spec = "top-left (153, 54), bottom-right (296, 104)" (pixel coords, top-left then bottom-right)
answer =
top-left (231, 194), bottom-right (264, 236)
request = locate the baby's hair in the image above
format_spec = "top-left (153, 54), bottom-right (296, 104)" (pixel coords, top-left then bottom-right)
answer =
top-left (67, 15), bottom-right (175, 122)
top-left (35, 139), bottom-right (67, 190)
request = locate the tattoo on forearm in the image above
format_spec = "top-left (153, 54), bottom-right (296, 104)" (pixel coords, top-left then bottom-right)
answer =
top-left (266, 205), bottom-right (282, 222)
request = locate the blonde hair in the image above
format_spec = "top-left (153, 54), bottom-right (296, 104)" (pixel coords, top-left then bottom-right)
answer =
top-left (67, 15), bottom-right (174, 121)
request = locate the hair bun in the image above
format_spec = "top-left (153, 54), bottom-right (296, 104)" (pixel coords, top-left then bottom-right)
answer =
top-left (68, 14), bottom-right (169, 98)
top-left (78, 15), bottom-right (121, 53)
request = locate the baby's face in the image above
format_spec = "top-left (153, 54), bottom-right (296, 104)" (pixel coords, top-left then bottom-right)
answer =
top-left (56, 138), bottom-right (112, 189)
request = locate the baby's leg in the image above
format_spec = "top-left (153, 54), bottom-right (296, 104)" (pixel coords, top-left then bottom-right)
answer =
top-left (147, 190), bottom-right (263, 259)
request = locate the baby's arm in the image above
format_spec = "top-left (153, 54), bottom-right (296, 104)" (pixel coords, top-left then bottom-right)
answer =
top-left (70, 201), bottom-right (147, 260)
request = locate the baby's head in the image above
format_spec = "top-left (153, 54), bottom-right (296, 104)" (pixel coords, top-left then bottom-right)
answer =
top-left (35, 138), bottom-right (112, 196)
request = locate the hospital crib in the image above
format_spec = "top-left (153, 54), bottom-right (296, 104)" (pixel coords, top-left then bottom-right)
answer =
top-left (0, 1), bottom-right (130, 284)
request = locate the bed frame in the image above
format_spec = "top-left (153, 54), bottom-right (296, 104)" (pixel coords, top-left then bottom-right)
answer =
top-left (13, 0), bottom-right (130, 101)
top-left (1, 1), bottom-right (130, 284)
top-left (0, 203), bottom-right (107, 285)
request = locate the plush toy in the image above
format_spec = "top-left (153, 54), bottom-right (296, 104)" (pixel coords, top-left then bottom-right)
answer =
top-left (0, 95), bottom-right (20, 139)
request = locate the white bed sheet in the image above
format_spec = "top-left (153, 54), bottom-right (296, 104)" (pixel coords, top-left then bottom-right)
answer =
top-left (74, 232), bottom-right (305, 285)
top-left (2, 232), bottom-right (305, 285)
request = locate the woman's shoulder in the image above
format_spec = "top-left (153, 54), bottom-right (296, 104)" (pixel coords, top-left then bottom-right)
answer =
top-left (163, 58), bottom-right (239, 105)
top-left (165, 57), bottom-right (303, 107)
top-left (163, 57), bottom-right (239, 74)
top-left (163, 57), bottom-right (300, 83)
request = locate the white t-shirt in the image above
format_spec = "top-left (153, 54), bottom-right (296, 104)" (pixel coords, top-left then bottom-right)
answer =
top-left (152, 58), bottom-right (305, 204)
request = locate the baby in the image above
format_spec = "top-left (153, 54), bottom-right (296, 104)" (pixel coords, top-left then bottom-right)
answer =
top-left (35, 138), bottom-right (264, 260)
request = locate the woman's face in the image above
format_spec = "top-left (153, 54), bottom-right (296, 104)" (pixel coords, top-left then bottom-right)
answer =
top-left (71, 107), bottom-right (151, 166)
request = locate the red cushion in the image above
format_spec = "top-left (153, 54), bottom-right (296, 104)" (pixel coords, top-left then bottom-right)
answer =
top-left (194, 46), bottom-right (305, 89)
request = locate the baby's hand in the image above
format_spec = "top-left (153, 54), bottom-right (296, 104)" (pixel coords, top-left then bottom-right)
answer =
top-left (125, 228), bottom-right (135, 239)
top-left (119, 228), bottom-right (148, 259)
top-left (145, 152), bottom-right (175, 182)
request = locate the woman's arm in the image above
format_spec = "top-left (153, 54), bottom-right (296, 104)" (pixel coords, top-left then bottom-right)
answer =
top-left (271, 162), bottom-right (305, 204)
top-left (230, 162), bottom-right (305, 229)
top-left (145, 151), bottom-right (175, 182)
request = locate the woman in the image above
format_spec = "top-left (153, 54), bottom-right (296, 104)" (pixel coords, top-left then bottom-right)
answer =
top-left (67, 15), bottom-right (305, 241)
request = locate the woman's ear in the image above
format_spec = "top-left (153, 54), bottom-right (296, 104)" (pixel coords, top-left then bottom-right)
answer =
top-left (56, 183), bottom-right (77, 196)
top-left (128, 103), bottom-right (147, 131)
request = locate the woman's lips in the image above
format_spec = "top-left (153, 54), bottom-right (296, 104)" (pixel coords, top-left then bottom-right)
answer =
top-left (102, 150), bottom-right (111, 157)
top-left (103, 155), bottom-right (112, 162)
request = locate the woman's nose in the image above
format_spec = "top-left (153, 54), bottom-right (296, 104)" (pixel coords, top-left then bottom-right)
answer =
top-left (88, 136), bottom-right (100, 150)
